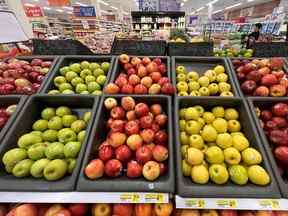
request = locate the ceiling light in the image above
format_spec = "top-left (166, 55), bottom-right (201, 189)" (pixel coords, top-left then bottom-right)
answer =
top-left (110, 6), bottom-right (118, 10)
top-left (56, 9), bottom-right (63, 12)
top-left (76, 2), bottom-right (88, 6)
top-left (206, 0), bottom-right (218, 6)
top-left (63, 6), bottom-right (73, 10)
top-left (196, 6), bottom-right (205, 12)
top-left (213, 9), bottom-right (223, 14)
top-left (181, 2), bottom-right (184, 6)
top-left (225, 2), bottom-right (242, 10)
top-left (43, 7), bottom-right (51, 10)
top-left (190, 11), bottom-right (195, 15)
top-left (101, 10), bottom-right (111, 14)
top-left (99, 0), bottom-right (109, 6)
top-left (183, 0), bottom-right (188, 2)
top-left (123, 11), bottom-right (129, 15)
top-left (247, 0), bottom-right (254, 2)
top-left (66, 11), bottom-right (73, 14)
top-left (24, 3), bottom-right (35, 7)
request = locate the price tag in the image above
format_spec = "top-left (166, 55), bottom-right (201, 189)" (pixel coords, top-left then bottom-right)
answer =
top-left (185, 199), bottom-right (205, 208)
top-left (216, 199), bottom-right (237, 208)
top-left (120, 193), bottom-right (140, 203)
top-left (259, 200), bottom-right (280, 210)
top-left (144, 193), bottom-right (164, 203)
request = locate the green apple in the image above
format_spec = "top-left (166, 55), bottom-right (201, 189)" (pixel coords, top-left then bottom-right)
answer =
top-left (77, 130), bottom-right (86, 143)
top-left (228, 120), bottom-right (241, 132)
top-left (176, 81), bottom-right (188, 93)
top-left (65, 71), bottom-right (78, 82)
top-left (241, 147), bottom-right (262, 165)
top-left (2, 148), bottom-right (27, 168)
top-left (216, 73), bottom-right (228, 83)
top-left (218, 82), bottom-right (231, 93)
top-left (48, 90), bottom-right (60, 95)
top-left (101, 62), bottom-right (110, 73)
top-left (83, 111), bottom-right (91, 123)
top-left (30, 131), bottom-right (43, 138)
top-left (30, 158), bottom-right (50, 178)
top-left (5, 164), bottom-right (14, 173)
top-left (87, 82), bottom-right (101, 93)
top-left (178, 91), bottom-right (188, 96)
top-left (176, 65), bottom-right (186, 74)
top-left (59, 83), bottom-right (73, 92)
top-left (41, 108), bottom-right (56, 120)
top-left (203, 112), bottom-right (215, 124)
top-left (60, 66), bottom-right (70, 76)
top-left (69, 63), bottom-right (81, 73)
top-left (43, 159), bottom-right (68, 181)
top-left (71, 77), bottom-right (84, 87)
top-left (201, 125), bottom-right (217, 142)
top-left (62, 89), bottom-right (75, 94)
top-left (85, 75), bottom-right (96, 84)
top-left (64, 141), bottom-right (81, 158)
top-left (199, 87), bottom-right (210, 96)
top-left (185, 120), bottom-right (201, 135)
top-left (212, 118), bottom-right (227, 133)
top-left (208, 83), bottom-right (219, 95)
top-left (232, 135), bottom-right (249, 151)
top-left (66, 158), bottom-right (76, 173)
top-left (209, 164), bottom-right (229, 184)
top-left (205, 146), bottom-right (224, 164)
top-left (186, 147), bottom-right (204, 165)
top-left (89, 62), bottom-right (100, 71)
top-left (180, 132), bottom-right (189, 145)
top-left (71, 120), bottom-right (86, 133)
top-left (220, 91), bottom-right (234, 97)
top-left (198, 76), bottom-right (210, 87)
top-left (75, 83), bottom-right (87, 93)
top-left (177, 73), bottom-right (186, 82)
top-left (224, 147), bottom-right (241, 165)
top-left (229, 165), bottom-right (248, 185)
top-left (212, 106), bottom-right (225, 118)
top-left (189, 134), bottom-right (204, 149)
top-left (32, 119), bottom-right (48, 132)
top-left (216, 133), bottom-right (233, 149)
top-left (45, 142), bottom-right (65, 159)
top-left (96, 75), bottom-right (106, 86)
top-left (80, 61), bottom-right (90, 69)
top-left (48, 116), bottom-right (63, 130)
top-left (188, 81), bottom-right (200, 91)
top-left (56, 106), bottom-right (72, 117)
top-left (247, 165), bottom-right (270, 186)
top-left (58, 128), bottom-right (77, 143)
top-left (80, 91), bottom-right (89, 94)
top-left (191, 165), bottom-right (209, 184)
top-left (80, 69), bottom-right (92, 79)
top-left (186, 71), bottom-right (199, 81)
top-left (18, 133), bottom-right (42, 149)
top-left (54, 76), bottom-right (66, 87)
top-left (42, 129), bottom-right (58, 142)
top-left (62, 115), bottom-right (77, 127)
top-left (93, 68), bottom-right (104, 77)
top-left (185, 107), bottom-right (199, 120)
top-left (224, 108), bottom-right (239, 120)
top-left (28, 143), bottom-right (48, 160)
top-left (12, 159), bottom-right (34, 178)
top-left (182, 159), bottom-right (192, 177)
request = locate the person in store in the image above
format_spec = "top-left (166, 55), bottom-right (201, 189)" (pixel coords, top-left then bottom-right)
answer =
top-left (245, 23), bottom-right (262, 48)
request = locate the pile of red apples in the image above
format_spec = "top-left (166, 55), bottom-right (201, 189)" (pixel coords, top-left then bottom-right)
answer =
top-left (85, 96), bottom-right (169, 181)
top-left (104, 54), bottom-right (174, 95)
top-left (233, 57), bottom-right (288, 96)
top-left (0, 104), bottom-right (17, 129)
top-left (0, 58), bottom-right (52, 95)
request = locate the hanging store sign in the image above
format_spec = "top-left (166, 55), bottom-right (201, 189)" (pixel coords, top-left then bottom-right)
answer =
top-left (48, 0), bottom-right (70, 6)
top-left (139, 0), bottom-right (159, 11)
top-left (73, 6), bottom-right (96, 17)
top-left (24, 6), bottom-right (43, 17)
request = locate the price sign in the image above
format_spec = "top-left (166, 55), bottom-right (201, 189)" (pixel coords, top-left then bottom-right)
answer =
top-left (120, 193), bottom-right (140, 203)
top-left (216, 200), bottom-right (237, 208)
top-left (144, 193), bottom-right (164, 203)
top-left (185, 199), bottom-right (205, 208)
top-left (259, 200), bottom-right (280, 210)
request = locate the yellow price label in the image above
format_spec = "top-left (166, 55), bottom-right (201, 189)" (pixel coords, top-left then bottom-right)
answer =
top-left (259, 200), bottom-right (280, 209)
top-left (216, 200), bottom-right (237, 208)
top-left (144, 194), bottom-right (164, 203)
top-left (120, 193), bottom-right (140, 203)
top-left (185, 199), bottom-right (205, 208)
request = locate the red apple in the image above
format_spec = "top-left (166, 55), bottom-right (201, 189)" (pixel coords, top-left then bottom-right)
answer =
top-left (155, 114), bottom-right (168, 127)
top-left (140, 129), bottom-right (155, 143)
top-left (142, 57), bottom-right (152, 66)
top-left (272, 70), bottom-right (285, 79)
top-left (119, 54), bottom-right (130, 64)
top-left (221, 210), bottom-right (238, 216)
top-left (243, 63), bottom-right (257, 74)
top-left (146, 62), bottom-right (158, 73)
top-left (247, 70), bottom-right (262, 82)
top-left (125, 120), bottom-right (140, 135)
top-left (135, 103), bottom-right (149, 117)
top-left (152, 145), bottom-right (168, 162)
top-left (128, 74), bottom-right (140, 86)
top-left (121, 84), bottom-right (134, 94)
top-left (159, 162), bottom-right (166, 175)
top-left (154, 130), bottom-right (168, 145)
top-left (131, 57), bottom-right (142, 66)
top-left (121, 96), bottom-right (135, 111)
top-left (31, 58), bottom-right (43, 66)
top-left (161, 83), bottom-right (175, 95)
top-left (134, 84), bottom-right (148, 94)
top-left (272, 103), bottom-right (288, 116)
top-left (115, 76), bottom-right (128, 88)
top-left (150, 104), bottom-right (162, 116)
top-left (261, 110), bottom-right (273, 121)
top-left (111, 106), bottom-right (125, 120)
top-left (254, 86), bottom-right (269, 96)
top-left (126, 134), bottom-right (143, 151)
top-left (270, 85), bottom-right (286, 97)
top-left (272, 117), bottom-right (287, 128)
top-left (158, 77), bottom-right (169, 86)
top-left (68, 204), bottom-right (88, 216)
top-left (85, 159), bottom-right (104, 179)
top-left (127, 68), bottom-right (136, 76)
top-left (137, 65), bottom-right (147, 78)
top-left (142, 161), bottom-right (160, 181)
top-left (153, 58), bottom-right (162, 65)
top-left (158, 64), bottom-right (167, 75)
top-left (149, 72), bottom-right (162, 83)
top-left (140, 115), bottom-right (153, 129)
top-left (15, 204), bottom-right (37, 216)
top-left (261, 74), bottom-right (278, 86)
top-left (127, 160), bottom-right (142, 178)
top-left (126, 110), bottom-right (136, 121)
top-left (109, 132), bottom-right (127, 148)
top-left (269, 130), bottom-right (288, 146)
top-left (258, 67), bottom-right (271, 76)
top-left (241, 80), bottom-right (257, 94)
top-left (0, 117), bottom-right (7, 129)
top-left (98, 144), bottom-right (114, 162)
top-left (270, 57), bottom-right (284, 70)
top-left (151, 123), bottom-right (160, 132)
top-left (141, 76), bottom-right (153, 88)
top-left (115, 145), bottom-right (132, 162)
top-left (110, 120), bottom-right (126, 132)
top-left (113, 204), bottom-right (133, 216)
top-left (124, 63), bottom-right (133, 71)
top-left (136, 146), bottom-right (152, 164)
top-left (104, 159), bottom-right (122, 177)
top-left (104, 83), bottom-right (120, 94)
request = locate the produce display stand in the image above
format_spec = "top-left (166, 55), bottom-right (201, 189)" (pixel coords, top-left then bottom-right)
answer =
top-left (167, 42), bottom-right (214, 56)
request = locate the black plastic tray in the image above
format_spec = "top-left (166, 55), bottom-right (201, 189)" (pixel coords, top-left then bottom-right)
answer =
top-left (171, 57), bottom-right (239, 96)
top-left (40, 55), bottom-right (115, 94)
top-left (77, 95), bottom-right (174, 193)
top-left (247, 97), bottom-right (288, 198)
top-left (168, 42), bottom-right (214, 56)
top-left (108, 56), bottom-right (172, 94)
top-left (227, 57), bottom-right (288, 97)
top-left (0, 95), bottom-right (99, 191)
top-left (0, 96), bottom-right (28, 143)
top-left (175, 97), bottom-right (280, 198)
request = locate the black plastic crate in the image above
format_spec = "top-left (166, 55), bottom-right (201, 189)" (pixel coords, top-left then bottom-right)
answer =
top-left (171, 57), bottom-right (239, 97)
top-left (168, 42), bottom-right (214, 56)
top-left (0, 95), bottom-right (99, 191)
top-left (77, 95), bottom-right (174, 193)
top-left (252, 42), bottom-right (288, 57)
top-left (227, 57), bottom-right (288, 97)
top-left (247, 97), bottom-right (288, 198)
top-left (0, 96), bottom-right (28, 143)
top-left (175, 97), bottom-right (280, 198)
top-left (40, 55), bottom-right (115, 94)
top-left (108, 56), bottom-right (172, 95)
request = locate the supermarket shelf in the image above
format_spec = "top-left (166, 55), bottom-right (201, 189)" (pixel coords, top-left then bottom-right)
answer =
top-left (175, 196), bottom-right (288, 210)
top-left (0, 192), bottom-right (169, 204)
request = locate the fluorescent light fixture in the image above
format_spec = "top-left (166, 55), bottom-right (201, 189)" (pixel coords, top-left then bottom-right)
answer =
top-left (101, 10), bottom-right (111, 14)
top-left (225, 2), bottom-right (242, 10)
top-left (190, 11), bottom-right (195, 15)
top-left (76, 2), bottom-right (88, 6)
top-left (66, 11), bottom-right (73, 14)
top-left (247, 0), bottom-right (254, 2)
top-left (206, 0), bottom-right (218, 6)
top-left (56, 9), bottom-right (63, 12)
top-left (181, 2), bottom-right (184, 6)
top-left (43, 7), bottom-right (51, 10)
top-left (63, 6), bottom-right (73, 10)
top-left (24, 3), bottom-right (35, 7)
top-left (110, 6), bottom-right (118, 10)
top-left (183, 0), bottom-right (188, 2)
top-left (196, 6), bottom-right (205, 12)
top-left (213, 9), bottom-right (223, 14)
top-left (99, 0), bottom-right (109, 6)
top-left (123, 11), bottom-right (129, 15)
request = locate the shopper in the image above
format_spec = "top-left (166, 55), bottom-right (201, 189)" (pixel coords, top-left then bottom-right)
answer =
top-left (245, 23), bottom-right (262, 48)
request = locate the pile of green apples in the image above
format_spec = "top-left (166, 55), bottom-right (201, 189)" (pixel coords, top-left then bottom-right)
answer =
top-left (2, 106), bottom-right (91, 181)
top-left (48, 60), bottom-right (110, 95)
top-left (179, 105), bottom-right (270, 186)
top-left (176, 65), bottom-right (234, 97)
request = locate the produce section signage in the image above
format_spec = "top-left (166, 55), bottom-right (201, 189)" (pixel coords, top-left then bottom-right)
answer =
top-left (48, 0), bottom-right (70, 6)
top-left (139, 0), bottom-right (159, 11)
top-left (73, 6), bottom-right (96, 17)
top-left (24, 6), bottom-right (43, 17)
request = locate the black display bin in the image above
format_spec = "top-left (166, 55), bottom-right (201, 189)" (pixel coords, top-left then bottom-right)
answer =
top-left (111, 40), bottom-right (167, 56)
top-left (40, 55), bottom-right (115, 94)
top-left (0, 95), bottom-right (100, 191)
top-left (252, 42), bottom-right (288, 57)
top-left (171, 57), bottom-right (239, 97)
top-left (247, 97), bottom-right (288, 198)
top-left (0, 96), bottom-right (28, 143)
top-left (77, 95), bottom-right (175, 193)
top-left (168, 42), bottom-right (214, 56)
top-left (108, 56), bottom-right (172, 94)
top-left (226, 57), bottom-right (288, 97)
top-left (175, 97), bottom-right (280, 198)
